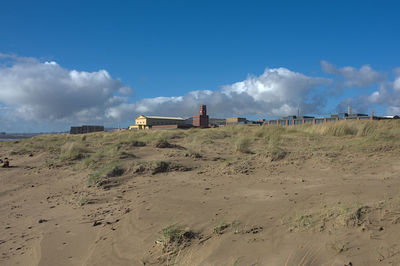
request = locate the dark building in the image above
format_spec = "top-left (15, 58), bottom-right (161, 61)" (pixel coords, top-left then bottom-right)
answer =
top-left (193, 105), bottom-right (209, 128)
top-left (331, 113), bottom-right (368, 120)
top-left (70, 125), bottom-right (104, 134)
top-left (282, 115), bottom-right (314, 120)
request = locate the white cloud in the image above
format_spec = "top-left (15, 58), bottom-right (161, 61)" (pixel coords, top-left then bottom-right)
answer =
top-left (3, 54), bottom-right (399, 132)
top-left (0, 56), bottom-right (132, 128)
top-left (365, 80), bottom-right (400, 115)
top-left (387, 106), bottom-right (400, 115)
top-left (322, 61), bottom-right (400, 115)
top-left (394, 76), bottom-right (400, 92)
top-left (321, 60), bottom-right (385, 88)
top-left (0, 57), bottom-right (333, 131)
top-left (106, 67), bottom-right (331, 122)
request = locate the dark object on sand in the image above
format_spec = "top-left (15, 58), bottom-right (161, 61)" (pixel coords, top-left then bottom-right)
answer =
top-left (2, 158), bottom-right (9, 168)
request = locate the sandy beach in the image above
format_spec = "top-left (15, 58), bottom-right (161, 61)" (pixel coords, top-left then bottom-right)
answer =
top-left (1, 121), bottom-right (400, 265)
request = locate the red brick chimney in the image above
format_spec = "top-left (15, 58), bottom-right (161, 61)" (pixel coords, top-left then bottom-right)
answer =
top-left (193, 105), bottom-right (209, 128)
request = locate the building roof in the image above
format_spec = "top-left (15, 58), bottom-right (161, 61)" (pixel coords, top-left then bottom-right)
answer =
top-left (136, 115), bottom-right (185, 120)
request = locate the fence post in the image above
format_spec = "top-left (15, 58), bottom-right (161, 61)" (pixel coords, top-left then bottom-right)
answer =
top-left (324, 118), bottom-right (327, 123)
top-left (313, 119), bottom-right (316, 125)
top-left (286, 120), bottom-right (289, 126)
top-left (276, 119), bottom-right (279, 126)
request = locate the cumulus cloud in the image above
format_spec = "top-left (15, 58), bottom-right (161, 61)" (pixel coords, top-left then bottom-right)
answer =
top-left (2, 54), bottom-right (400, 132)
top-left (2, 56), bottom-right (333, 130)
top-left (321, 61), bottom-right (400, 115)
top-left (321, 60), bottom-right (385, 88)
top-left (367, 78), bottom-right (400, 115)
top-left (394, 76), bottom-right (400, 91)
top-left (106, 67), bottom-right (331, 122)
top-left (339, 71), bottom-right (400, 115)
top-left (0, 56), bottom-right (132, 127)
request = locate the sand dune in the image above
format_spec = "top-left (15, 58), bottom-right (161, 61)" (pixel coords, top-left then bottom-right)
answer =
top-left (1, 121), bottom-right (400, 265)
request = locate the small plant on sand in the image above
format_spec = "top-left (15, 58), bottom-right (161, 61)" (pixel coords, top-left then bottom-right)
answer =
top-left (161, 224), bottom-right (185, 245)
top-left (151, 161), bottom-right (170, 174)
top-left (214, 221), bottom-right (230, 235)
top-left (265, 136), bottom-right (287, 161)
top-left (88, 162), bottom-right (122, 186)
top-left (329, 239), bottom-right (349, 254)
top-left (285, 202), bottom-right (371, 232)
top-left (116, 139), bottom-right (146, 149)
top-left (231, 220), bottom-right (242, 234)
top-left (59, 142), bottom-right (91, 161)
top-left (184, 150), bottom-right (202, 158)
top-left (157, 224), bottom-right (198, 261)
top-left (78, 197), bottom-right (89, 206)
top-left (154, 139), bottom-right (174, 148)
top-left (235, 136), bottom-right (252, 153)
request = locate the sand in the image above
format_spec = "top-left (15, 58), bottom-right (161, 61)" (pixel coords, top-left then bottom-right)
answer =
top-left (0, 123), bottom-right (400, 265)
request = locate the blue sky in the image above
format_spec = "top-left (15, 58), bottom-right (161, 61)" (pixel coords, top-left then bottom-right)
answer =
top-left (1, 0), bottom-right (400, 132)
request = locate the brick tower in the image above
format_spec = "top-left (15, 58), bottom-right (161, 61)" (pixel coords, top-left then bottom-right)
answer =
top-left (193, 105), bottom-right (209, 128)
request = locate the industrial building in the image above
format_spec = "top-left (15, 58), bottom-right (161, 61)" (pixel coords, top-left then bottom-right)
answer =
top-left (192, 105), bottom-right (209, 128)
top-left (226, 117), bottom-right (247, 125)
top-left (70, 125), bottom-right (104, 134)
top-left (264, 113), bottom-right (377, 126)
top-left (129, 115), bottom-right (186, 130)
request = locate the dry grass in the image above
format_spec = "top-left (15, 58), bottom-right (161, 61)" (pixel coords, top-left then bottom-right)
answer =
top-left (87, 161), bottom-right (121, 186)
top-left (3, 119), bottom-right (399, 181)
top-left (296, 120), bottom-right (400, 139)
top-left (282, 198), bottom-right (400, 233)
top-left (59, 142), bottom-right (91, 161)
top-left (234, 136), bottom-right (252, 153)
top-left (157, 224), bottom-right (198, 264)
top-left (2, 120), bottom-right (400, 264)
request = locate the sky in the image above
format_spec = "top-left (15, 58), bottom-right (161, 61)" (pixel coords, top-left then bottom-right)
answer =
top-left (1, 0), bottom-right (400, 132)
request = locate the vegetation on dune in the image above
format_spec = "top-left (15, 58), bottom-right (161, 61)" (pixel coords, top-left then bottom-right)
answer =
top-left (295, 120), bottom-right (400, 138)
top-left (2, 120), bottom-right (400, 264)
top-left (302, 121), bottom-right (358, 136)
top-left (2, 120), bottom-right (399, 188)
top-left (157, 224), bottom-right (198, 263)
top-left (214, 221), bottom-right (230, 235)
top-left (130, 160), bottom-right (190, 175)
top-left (4, 120), bottom-right (399, 155)
top-left (234, 136), bottom-right (252, 153)
top-left (283, 195), bottom-right (400, 233)
top-left (87, 161), bottom-right (122, 186)
top-left (59, 142), bottom-right (91, 161)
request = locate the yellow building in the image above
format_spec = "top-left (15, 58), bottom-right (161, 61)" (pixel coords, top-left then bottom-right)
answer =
top-left (129, 115), bottom-right (186, 130)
